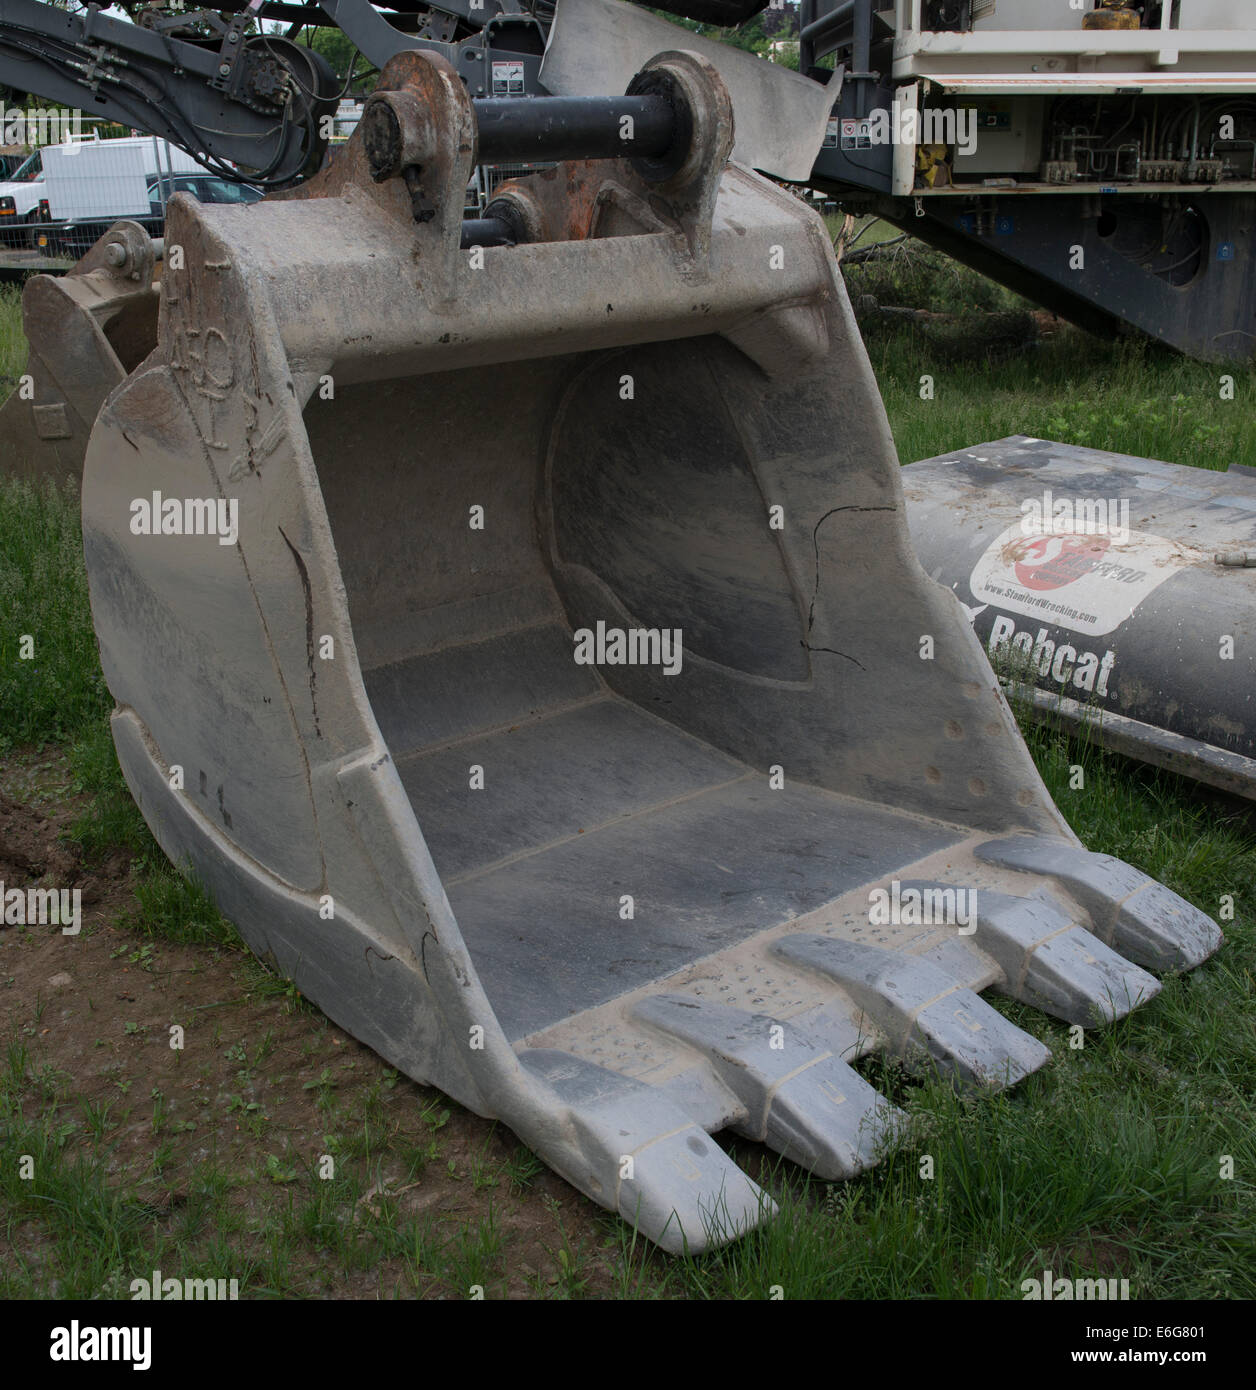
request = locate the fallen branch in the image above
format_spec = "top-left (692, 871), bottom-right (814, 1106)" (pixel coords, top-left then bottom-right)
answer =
top-left (840, 234), bottom-right (909, 266)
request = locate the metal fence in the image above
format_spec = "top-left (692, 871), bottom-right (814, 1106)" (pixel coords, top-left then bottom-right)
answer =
top-left (2, 160), bottom-right (557, 270)
top-left (473, 161), bottom-right (558, 210)
top-left (0, 210), bottom-right (165, 269)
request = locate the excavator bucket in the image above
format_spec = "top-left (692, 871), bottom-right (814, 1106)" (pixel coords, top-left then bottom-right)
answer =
top-left (79, 49), bottom-right (1221, 1253)
top-left (0, 221), bottom-right (158, 483)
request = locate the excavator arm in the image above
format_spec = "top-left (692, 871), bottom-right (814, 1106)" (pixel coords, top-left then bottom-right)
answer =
top-left (0, 0), bottom-right (770, 185)
top-left (0, 0), bottom-right (348, 183)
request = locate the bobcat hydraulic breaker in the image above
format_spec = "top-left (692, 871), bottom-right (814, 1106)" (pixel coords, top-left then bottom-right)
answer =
top-left (903, 438), bottom-right (1256, 801)
top-left (80, 48), bottom-right (1221, 1253)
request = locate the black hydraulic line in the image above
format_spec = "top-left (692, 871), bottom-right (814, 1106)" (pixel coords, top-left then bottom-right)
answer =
top-left (471, 94), bottom-right (675, 164)
top-left (460, 216), bottom-right (517, 248)
top-left (799, 0), bottom-right (858, 46)
top-left (798, 0), bottom-right (815, 74)
top-left (0, 3), bottom-right (323, 185)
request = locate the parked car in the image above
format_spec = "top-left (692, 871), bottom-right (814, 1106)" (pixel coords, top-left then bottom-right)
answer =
top-left (2, 135), bottom-right (263, 258)
top-left (0, 151), bottom-right (32, 181)
top-left (47, 172), bottom-right (263, 259)
top-left (146, 173), bottom-right (265, 211)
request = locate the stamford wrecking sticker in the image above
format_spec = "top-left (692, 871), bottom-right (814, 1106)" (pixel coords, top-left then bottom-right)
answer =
top-left (968, 522), bottom-right (1195, 638)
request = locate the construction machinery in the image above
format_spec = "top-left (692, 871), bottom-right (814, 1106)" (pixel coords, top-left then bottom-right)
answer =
top-left (7, 1), bottom-right (1256, 485)
top-left (0, 0), bottom-right (844, 484)
top-left (903, 438), bottom-right (1256, 802)
top-left (787, 0), bottom-right (1256, 360)
top-left (5, 1), bottom-right (1256, 356)
top-left (0, 219), bottom-right (158, 480)
top-left (65, 41), bottom-right (1221, 1253)
top-left (0, 1), bottom-right (1233, 1250)
top-left (548, 0), bottom-right (1256, 358)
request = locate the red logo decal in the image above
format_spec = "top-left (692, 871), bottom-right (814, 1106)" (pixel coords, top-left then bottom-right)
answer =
top-left (1011, 535), bottom-right (1110, 591)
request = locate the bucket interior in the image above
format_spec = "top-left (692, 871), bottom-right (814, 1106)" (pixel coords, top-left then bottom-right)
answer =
top-left (303, 339), bottom-right (960, 1040)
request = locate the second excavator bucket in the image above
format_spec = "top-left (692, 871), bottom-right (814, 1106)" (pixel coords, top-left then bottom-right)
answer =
top-left (80, 48), bottom-right (1221, 1253)
top-left (0, 221), bottom-right (158, 483)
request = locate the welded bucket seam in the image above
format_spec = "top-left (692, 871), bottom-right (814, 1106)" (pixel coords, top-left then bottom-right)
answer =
top-left (441, 770), bottom-right (756, 888)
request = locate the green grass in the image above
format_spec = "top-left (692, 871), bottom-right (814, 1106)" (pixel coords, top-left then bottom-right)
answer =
top-left (874, 329), bottom-right (1256, 470)
top-left (1, 263), bottom-right (1254, 1299)
top-left (0, 283), bottom-right (26, 392)
top-left (64, 720), bottom-right (151, 860)
top-left (0, 475), bottom-right (111, 748)
top-left (841, 230), bottom-right (1256, 469)
top-left (129, 859), bottom-right (242, 950)
top-left (0, 1025), bottom-right (491, 1299)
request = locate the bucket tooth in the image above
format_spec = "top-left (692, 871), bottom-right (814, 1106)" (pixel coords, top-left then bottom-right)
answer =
top-left (633, 994), bottom-right (904, 1178)
top-left (974, 838), bottom-right (1222, 972)
top-left (897, 880), bottom-right (1160, 1025)
top-left (773, 935), bottom-right (1051, 1088)
top-left (519, 1049), bottom-right (772, 1254)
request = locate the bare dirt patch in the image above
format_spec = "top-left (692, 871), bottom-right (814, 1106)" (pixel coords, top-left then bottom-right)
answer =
top-left (0, 749), bottom-right (625, 1299)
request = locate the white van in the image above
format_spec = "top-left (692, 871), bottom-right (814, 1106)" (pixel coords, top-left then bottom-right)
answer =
top-left (0, 135), bottom-right (211, 228)
top-left (0, 148), bottom-right (47, 221)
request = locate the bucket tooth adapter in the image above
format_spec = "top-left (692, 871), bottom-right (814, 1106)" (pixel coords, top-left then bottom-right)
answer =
top-left (80, 48), bottom-right (1222, 1253)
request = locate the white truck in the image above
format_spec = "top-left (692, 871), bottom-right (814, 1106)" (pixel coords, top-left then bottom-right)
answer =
top-left (0, 135), bottom-right (215, 257)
